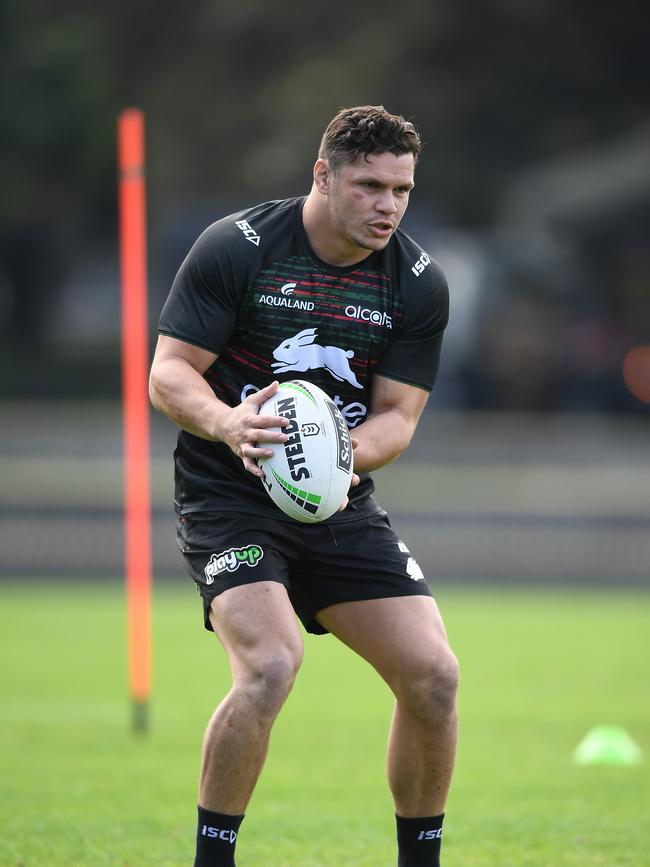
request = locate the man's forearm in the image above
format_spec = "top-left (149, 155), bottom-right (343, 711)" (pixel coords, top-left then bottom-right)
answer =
top-left (350, 408), bottom-right (417, 474)
top-left (149, 355), bottom-right (229, 441)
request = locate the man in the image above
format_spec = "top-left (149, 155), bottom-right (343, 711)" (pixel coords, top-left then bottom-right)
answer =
top-left (150, 105), bottom-right (459, 867)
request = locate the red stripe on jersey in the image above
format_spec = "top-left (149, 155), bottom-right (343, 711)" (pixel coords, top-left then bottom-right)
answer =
top-left (225, 347), bottom-right (269, 373)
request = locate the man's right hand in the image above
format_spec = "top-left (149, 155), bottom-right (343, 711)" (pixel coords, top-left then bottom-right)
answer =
top-left (220, 381), bottom-right (290, 477)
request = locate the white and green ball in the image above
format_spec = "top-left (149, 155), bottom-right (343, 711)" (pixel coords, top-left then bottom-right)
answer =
top-left (257, 379), bottom-right (353, 523)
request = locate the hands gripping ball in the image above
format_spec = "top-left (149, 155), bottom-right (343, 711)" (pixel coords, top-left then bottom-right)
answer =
top-left (257, 380), bottom-right (353, 522)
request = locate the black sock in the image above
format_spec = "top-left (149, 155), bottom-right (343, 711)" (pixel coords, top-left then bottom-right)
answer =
top-left (396, 813), bottom-right (445, 867)
top-left (194, 806), bottom-right (244, 867)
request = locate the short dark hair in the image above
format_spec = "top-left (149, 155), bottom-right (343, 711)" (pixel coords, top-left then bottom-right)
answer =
top-left (318, 105), bottom-right (422, 171)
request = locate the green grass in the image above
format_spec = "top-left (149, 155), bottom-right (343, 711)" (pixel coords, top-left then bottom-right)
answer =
top-left (0, 584), bottom-right (648, 866)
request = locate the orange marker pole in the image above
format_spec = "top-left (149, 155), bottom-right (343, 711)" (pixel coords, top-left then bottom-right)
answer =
top-left (118, 108), bottom-right (152, 733)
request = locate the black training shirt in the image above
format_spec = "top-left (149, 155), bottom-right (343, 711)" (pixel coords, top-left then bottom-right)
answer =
top-left (158, 196), bottom-right (449, 521)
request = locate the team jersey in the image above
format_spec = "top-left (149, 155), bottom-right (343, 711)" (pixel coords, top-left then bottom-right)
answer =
top-left (158, 196), bottom-right (449, 522)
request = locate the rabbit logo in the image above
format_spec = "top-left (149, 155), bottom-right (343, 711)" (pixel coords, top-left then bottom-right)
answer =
top-left (271, 328), bottom-right (363, 389)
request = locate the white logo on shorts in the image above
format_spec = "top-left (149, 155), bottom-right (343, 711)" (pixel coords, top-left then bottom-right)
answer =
top-left (204, 545), bottom-right (264, 584)
top-left (406, 557), bottom-right (425, 581)
top-left (398, 540), bottom-right (424, 581)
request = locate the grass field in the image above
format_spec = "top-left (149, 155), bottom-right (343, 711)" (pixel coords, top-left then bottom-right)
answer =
top-left (1, 583), bottom-right (648, 866)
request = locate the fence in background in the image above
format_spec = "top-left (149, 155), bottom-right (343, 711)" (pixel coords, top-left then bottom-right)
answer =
top-left (1, 402), bottom-right (648, 587)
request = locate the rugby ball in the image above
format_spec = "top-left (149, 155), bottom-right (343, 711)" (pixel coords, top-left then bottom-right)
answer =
top-left (257, 379), bottom-right (353, 523)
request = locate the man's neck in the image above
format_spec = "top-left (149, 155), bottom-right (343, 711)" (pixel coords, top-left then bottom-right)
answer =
top-left (301, 188), bottom-right (371, 268)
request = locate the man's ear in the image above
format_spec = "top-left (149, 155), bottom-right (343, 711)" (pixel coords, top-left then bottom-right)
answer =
top-left (313, 158), bottom-right (332, 194)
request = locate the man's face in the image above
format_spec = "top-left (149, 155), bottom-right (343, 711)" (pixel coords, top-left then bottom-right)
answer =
top-left (325, 151), bottom-right (415, 254)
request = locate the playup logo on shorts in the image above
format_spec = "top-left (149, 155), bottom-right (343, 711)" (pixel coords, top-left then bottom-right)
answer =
top-left (204, 545), bottom-right (264, 584)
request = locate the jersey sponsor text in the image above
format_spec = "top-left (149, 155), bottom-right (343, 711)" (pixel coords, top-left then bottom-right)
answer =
top-left (258, 293), bottom-right (315, 312)
top-left (242, 383), bottom-right (367, 428)
top-left (345, 304), bottom-right (392, 329)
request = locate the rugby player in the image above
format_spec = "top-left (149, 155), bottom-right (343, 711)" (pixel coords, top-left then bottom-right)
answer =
top-left (150, 105), bottom-right (459, 867)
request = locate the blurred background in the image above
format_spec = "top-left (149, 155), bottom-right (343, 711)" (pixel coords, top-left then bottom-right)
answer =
top-left (1, 0), bottom-right (649, 586)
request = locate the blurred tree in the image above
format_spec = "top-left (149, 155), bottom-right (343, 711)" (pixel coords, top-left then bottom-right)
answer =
top-left (1, 0), bottom-right (648, 402)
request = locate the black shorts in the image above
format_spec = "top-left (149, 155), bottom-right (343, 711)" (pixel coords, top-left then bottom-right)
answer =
top-left (176, 510), bottom-right (433, 635)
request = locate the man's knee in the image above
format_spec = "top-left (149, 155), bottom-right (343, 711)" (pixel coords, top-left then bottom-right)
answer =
top-left (396, 646), bottom-right (460, 724)
top-left (239, 645), bottom-right (304, 720)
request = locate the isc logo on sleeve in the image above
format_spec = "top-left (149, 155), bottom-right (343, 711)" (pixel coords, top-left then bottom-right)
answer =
top-left (411, 251), bottom-right (431, 276)
top-left (235, 219), bottom-right (261, 246)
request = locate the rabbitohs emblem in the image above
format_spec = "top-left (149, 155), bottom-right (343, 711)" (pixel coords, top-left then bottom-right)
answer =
top-left (271, 328), bottom-right (363, 389)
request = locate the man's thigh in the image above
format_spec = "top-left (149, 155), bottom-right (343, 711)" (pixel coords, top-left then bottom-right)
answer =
top-left (290, 512), bottom-right (433, 635)
top-left (177, 510), bottom-right (300, 632)
top-left (316, 595), bottom-right (455, 692)
top-left (209, 581), bottom-right (305, 677)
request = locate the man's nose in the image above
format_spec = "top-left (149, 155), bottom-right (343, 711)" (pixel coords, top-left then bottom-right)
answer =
top-left (376, 190), bottom-right (398, 214)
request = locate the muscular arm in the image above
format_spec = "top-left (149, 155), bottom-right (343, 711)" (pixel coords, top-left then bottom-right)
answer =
top-left (149, 334), bottom-right (288, 476)
top-left (149, 335), bottom-right (225, 439)
top-left (351, 375), bottom-right (430, 474)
